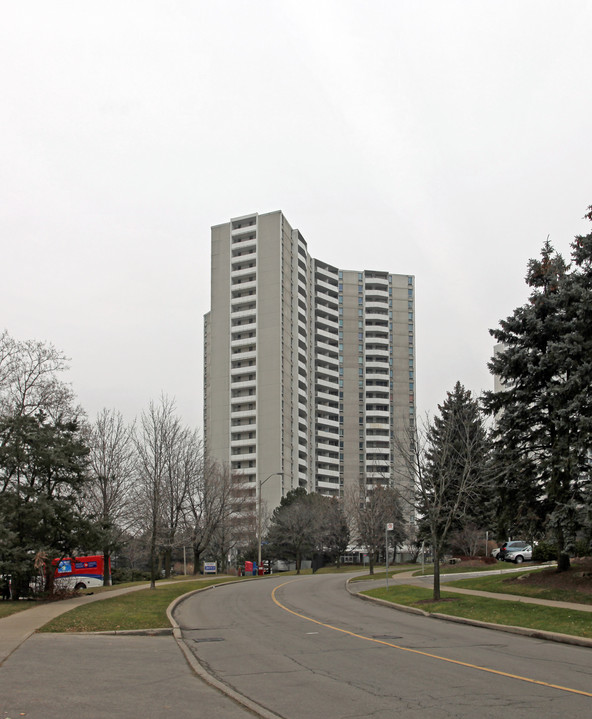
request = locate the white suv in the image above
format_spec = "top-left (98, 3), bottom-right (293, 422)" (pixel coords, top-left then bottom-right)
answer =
top-left (505, 545), bottom-right (532, 564)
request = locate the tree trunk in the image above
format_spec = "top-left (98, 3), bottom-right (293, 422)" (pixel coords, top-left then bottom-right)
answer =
top-left (555, 526), bottom-right (571, 572)
top-left (193, 545), bottom-right (202, 575)
top-left (432, 540), bottom-right (441, 601)
top-left (44, 565), bottom-right (55, 595)
top-left (102, 549), bottom-right (111, 586)
top-left (164, 548), bottom-right (172, 578)
top-left (557, 551), bottom-right (571, 572)
top-left (149, 535), bottom-right (157, 589)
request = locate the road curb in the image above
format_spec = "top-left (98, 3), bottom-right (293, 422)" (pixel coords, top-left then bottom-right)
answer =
top-left (167, 580), bottom-right (284, 719)
top-left (58, 628), bottom-right (174, 636)
top-left (346, 578), bottom-right (592, 649)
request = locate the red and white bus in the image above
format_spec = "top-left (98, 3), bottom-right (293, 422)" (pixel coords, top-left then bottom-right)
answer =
top-left (52, 555), bottom-right (111, 590)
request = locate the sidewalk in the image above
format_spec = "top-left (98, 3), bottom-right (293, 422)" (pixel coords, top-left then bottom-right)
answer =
top-left (0, 583), bottom-right (151, 664)
top-left (0, 578), bottom-right (260, 719)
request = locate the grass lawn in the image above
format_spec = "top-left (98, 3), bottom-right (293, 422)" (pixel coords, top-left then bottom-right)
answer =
top-left (447, 570), bottom-right (592, 605)
top-left (361, 584), bottom-right (592, 638)
top-left (0, 601), bottom-right (38, 619)
top-left (38, 577), bottom-right (237, 633)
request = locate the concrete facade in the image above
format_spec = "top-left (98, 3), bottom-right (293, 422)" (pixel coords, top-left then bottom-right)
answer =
top-left (204, 210), bottom-right (415, 515)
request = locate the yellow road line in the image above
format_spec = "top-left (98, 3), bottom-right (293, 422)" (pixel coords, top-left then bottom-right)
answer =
top-left (271, 580), bottom-right (592, 699)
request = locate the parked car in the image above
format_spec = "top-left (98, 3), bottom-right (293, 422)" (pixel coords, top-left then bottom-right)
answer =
top-left (491, 547), bottom-right (501, 559)
top-left (496, 540), bottom-right (529, 561)
top-left (505, 545), bottom-right (532, 564)
top-left (494, 539), bottom-right (528, 560)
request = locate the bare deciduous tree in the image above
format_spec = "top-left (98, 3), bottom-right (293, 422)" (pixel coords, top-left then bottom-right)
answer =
top-left (186, 460), bottom-right (246, 575)
top-left (353, 486), bottom-right (405, 575)
top-left (134, 396), bottom-right (178, 589)
top-left (0, 330), bottom-right (79, 421)
top-left (160, 422), bottom-right (197, 577)
top-left (85, 408), bottom-right (136, 585)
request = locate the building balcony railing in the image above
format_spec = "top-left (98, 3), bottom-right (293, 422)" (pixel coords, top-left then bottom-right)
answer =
top-left (231, 336), bottom-right (257, 348)
top-left (230, 307), bottom-right (257, 321)
top-left (230, 379), bottom-right (257, 392)
top-left (230, 437), bottom-right (257, 448)
top-left (230, 451), bottom-right (257, 462)
top-left (230, 409), bottom-right (257, 420)
top-left (231, 280), bottom-right (257, 293)
top-left (231, 223), bottom-right (256, 237)
top-left (232, 347), bottom-right (256, 360)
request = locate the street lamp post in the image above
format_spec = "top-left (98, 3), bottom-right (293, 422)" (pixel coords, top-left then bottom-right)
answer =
top-left (257, 472), bottom-right (283, 570)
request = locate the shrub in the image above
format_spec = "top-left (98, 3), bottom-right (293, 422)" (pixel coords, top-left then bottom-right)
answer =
top-left (532, 541), bottom-right (557, 562)
top-left (574, 539), bottom-right (591, 558)
top-left (111, 568), bottom-right (153, 584)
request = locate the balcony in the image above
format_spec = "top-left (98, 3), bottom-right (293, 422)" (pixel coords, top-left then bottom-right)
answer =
top-left (231, 336), bottom-right (257, 349)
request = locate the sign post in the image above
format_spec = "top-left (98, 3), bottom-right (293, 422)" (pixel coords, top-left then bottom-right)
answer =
top-left (385, 523), bottom-right (394, 592)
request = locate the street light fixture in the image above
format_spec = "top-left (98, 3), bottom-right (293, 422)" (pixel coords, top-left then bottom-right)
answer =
top-left (257, 472), bottom-right (283, 569)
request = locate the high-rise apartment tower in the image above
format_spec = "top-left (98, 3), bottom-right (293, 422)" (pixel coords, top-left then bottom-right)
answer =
top-left (204, 211), bottom-right (416, 515)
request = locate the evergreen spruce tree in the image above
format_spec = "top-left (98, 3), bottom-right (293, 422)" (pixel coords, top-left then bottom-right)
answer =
top-left (484, 209), bottom-right (592, 570)
top-left (419, 382), bottom-right (490, 599)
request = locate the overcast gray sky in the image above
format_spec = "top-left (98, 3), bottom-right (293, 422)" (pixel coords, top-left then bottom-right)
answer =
top-left (2, 1), bottom-right (591, 428)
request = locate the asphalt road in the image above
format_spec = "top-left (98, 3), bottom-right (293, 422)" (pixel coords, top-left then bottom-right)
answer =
top-left (175, 573), bottom-right (592, 719)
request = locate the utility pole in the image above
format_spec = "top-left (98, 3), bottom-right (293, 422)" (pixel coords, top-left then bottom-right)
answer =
top-left (257, 472), bottom-right (283, 569)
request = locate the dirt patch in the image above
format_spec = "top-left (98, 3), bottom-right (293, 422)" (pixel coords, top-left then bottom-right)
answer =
top-left (502, 558), bottom-right (592, 596)
top-left (416, 597), bottom-right (460, 605)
